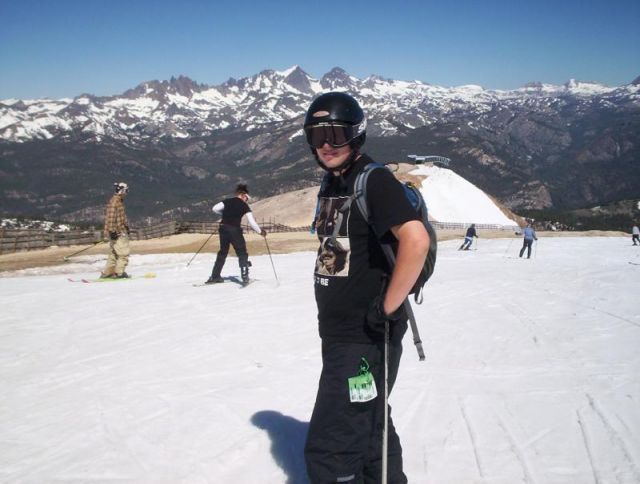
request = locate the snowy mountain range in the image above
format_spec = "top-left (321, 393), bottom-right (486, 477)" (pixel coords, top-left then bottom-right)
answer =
top-left (1, 66), bottom-right (639, 223)
top-left (1, 66), bottom-right (638, 143)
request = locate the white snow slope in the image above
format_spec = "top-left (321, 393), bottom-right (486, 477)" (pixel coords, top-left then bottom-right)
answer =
top-left (412, 165), bottom-right (517, 226)
top-left (1, 237), bottom-right (639, 483)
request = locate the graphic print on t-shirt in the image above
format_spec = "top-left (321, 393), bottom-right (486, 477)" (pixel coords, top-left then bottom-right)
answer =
top-left (315, 197), bottom-right (351, 277)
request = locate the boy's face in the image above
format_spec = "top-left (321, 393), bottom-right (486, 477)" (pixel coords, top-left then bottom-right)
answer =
top-left (316, 143), bottom-right (353, 172)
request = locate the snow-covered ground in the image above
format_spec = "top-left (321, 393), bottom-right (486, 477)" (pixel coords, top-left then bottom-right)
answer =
top-left (1, 237), bottom-right (639, 483)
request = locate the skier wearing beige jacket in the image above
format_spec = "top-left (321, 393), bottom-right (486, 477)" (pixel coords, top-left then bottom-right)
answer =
top-left (100, 182), bottom-right (131, 278)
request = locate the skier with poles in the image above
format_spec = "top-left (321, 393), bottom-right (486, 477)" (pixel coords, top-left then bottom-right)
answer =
top-left (519, 222), bottom-right (538, 259)
top-left (100, 182), bottom-right (131, 279)
top-left (303, 92), bottom-right (430, 484)
top-left (458, 223), bottom-right (478, 250)
top-left (632, 224), bottom-right (639, 246)
top-left (204, 183), bottom-right (266, 285)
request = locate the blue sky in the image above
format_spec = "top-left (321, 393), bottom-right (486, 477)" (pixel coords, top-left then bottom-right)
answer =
top-left (1, 0), bottom-right (638, 99)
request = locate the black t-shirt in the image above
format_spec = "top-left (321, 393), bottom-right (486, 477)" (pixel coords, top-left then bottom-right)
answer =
top-left (221, 197), bottom-right (251, 227)
top-left (314, 154), bottom-right (420, 344)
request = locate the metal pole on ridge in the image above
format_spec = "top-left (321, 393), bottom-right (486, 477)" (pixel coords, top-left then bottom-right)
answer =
top-left (186, 232), bottom-right (215, 267)
top-left (63, 240), bottom-right (105, 261)
top-left (263, 235), bottom-right (279, 284)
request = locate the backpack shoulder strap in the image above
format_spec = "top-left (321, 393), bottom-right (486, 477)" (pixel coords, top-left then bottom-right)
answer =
top-left (312, 172), bottom-right (333, 228)
top-left (354, 162), bottom-right (428, 361)
top-left (353, 162), bottom-right (387, 226)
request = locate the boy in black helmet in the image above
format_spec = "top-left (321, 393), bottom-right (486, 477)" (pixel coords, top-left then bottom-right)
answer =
top-left (205, 184), bottom-right (266, 285)
top-left (303, 92), bottom-right (430, 484)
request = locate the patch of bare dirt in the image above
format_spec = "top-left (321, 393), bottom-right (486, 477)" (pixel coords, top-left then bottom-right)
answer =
top-left (0, 229), bottom-right (626, 273)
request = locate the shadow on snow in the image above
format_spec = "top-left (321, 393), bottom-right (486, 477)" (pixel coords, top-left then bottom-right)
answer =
top-left (251, 410), bottom-right (310, 484)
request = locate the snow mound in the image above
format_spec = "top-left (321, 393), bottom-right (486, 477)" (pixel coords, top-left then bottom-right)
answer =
top-left (412, 164), bottom-right (518, 225)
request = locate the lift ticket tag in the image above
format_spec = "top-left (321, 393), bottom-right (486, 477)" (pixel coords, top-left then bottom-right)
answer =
top-left (348, 357), bottom-right (377, 402)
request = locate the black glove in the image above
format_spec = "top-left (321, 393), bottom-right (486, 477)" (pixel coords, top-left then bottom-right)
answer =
top-left (260, 229), bottom-right (267, 237)
top-left (109, 231), bottom-right (118, 241)
top-left (366, 295), bottom-right (404, 334)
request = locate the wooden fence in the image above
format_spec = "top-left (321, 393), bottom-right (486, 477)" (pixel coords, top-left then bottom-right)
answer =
top-left (0, 228), bottom-right (102, 254)
top-left (431, 222), bottom-right (520, 232)
top-left (0, 219), bottom-right (310, 254)
top-left (1, 219), bottom-right (520, 255)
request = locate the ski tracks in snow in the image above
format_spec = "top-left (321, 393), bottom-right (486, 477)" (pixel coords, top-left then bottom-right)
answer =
top-left (540, 287), bottom-right (640, 329)
top-left (576, 409), bottom-right (602, 484)
top-left (458, 397), bottom-right (540, 483)
top-left (458, 398), bottom-right (485, 479)
top-left (579, 393), bottom-right (640, 483)
top-left (496, 415), bottom-right (537, 484)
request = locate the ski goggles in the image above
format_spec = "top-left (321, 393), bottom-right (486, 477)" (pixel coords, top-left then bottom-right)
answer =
top-left (304, 121), bottom-right (365, 149)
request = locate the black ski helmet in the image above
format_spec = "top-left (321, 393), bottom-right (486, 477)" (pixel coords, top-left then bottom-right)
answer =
top-left (303, 92), bottom-right (367, 152)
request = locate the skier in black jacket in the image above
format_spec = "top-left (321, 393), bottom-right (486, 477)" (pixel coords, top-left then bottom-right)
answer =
top-left (205, 184), bottom-right (266, 284)
top-left (458, 223), bottom-right (478, 250)
top-left (303, 92), bottom-right (430, 484)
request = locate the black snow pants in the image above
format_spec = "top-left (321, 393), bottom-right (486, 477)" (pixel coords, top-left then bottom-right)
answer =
top-left (304, 339), bottom-right (407, 484)
top-left (210, 224), bottom-right (249, 278)
top-left (519, 239), bottom-right (533, 258)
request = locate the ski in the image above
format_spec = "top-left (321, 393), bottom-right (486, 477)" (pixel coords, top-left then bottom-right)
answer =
top-left (68, 272), bottom-right (157, 283)
top-left (193, 276), bottom-right (256, 287)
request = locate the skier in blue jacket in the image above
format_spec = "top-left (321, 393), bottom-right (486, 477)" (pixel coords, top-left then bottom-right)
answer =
top-left (519, 223), bottom-right (538, 258)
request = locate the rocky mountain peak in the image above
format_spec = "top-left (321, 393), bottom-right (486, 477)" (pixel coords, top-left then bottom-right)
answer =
top-left (320, 67), bottom-right (356, 91)
top-left (167, 75), bottom-right (202, 96)
top-left (282, 66), bottom-right (313, 93)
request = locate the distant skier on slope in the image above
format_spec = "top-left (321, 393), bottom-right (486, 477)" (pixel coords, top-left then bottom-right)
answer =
top-left (458, 223), bottom-right (478, 250)
top-left (100, 182), bottom-right (131, 279)
top-left (519, 222), bottom-right (538, 259)
top-left (632, 224), bottom-right (639, 246)
top-left (205, 183), bottom-right (266, 285)
top-left (303, 92), bottom-right (430, 484)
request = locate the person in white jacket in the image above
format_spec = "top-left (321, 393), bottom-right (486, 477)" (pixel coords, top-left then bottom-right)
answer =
top-left (205, 184), bottom-right (266, 285)
top-left (632, 224), bottom-right (639, 246)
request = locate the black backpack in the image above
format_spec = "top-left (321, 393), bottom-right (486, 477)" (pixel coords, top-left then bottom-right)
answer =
top-left (352, 162), bottom-right (437, 305)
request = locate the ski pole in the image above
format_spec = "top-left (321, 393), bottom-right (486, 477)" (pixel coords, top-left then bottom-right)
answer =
top-left (381, 244), bottom-right (425, 360)
top-left (503, 237), bottom-right (514, 258)
top-left (63, 240), bottom-right (105, 261)
top-left (186, 232), bottom-right (215, 267)
top-left (263, 235), bottom-right (279, 284)
top-left (382, 320), bottom-right (389, 484)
